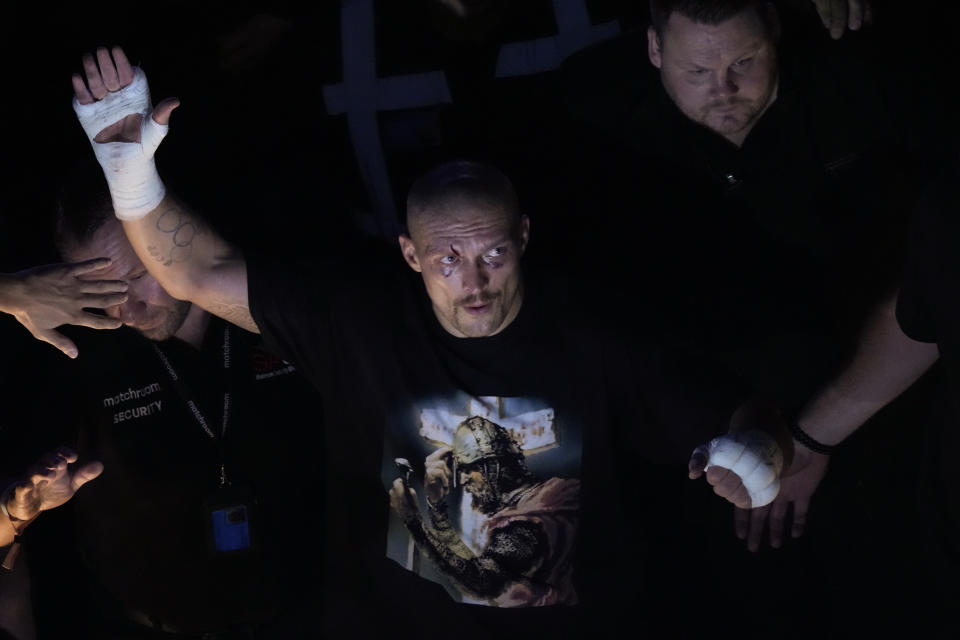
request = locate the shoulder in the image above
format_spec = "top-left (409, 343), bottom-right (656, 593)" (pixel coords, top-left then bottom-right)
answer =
top-left (895, 160), bottom-right (960, 342)
top-left (915, 162), bottom-right (960, 229)
top-left (902, 161), bottom-right (960, 265)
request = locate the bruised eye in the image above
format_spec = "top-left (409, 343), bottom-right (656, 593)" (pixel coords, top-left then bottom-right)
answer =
top-left (483, 247), bottom-right (506, 264)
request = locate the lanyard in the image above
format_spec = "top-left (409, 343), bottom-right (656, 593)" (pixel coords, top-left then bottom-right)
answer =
top-left (151, 325), bottom-right (234, 487)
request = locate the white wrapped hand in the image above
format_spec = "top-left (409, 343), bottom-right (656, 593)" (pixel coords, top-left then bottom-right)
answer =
top-left (73, 66), bottom-right (168, 220)
top-left (695, 430), bottom-right (784, 507)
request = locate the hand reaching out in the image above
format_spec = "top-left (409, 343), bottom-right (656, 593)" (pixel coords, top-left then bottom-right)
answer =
top-left (1, 259), bottom-right (128, 358)
top-left (734, 442), bottom-right (830, 551)
top-left (4, 448), bottom-right (103, 523)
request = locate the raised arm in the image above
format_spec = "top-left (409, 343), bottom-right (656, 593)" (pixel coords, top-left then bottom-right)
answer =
top-left (71, 46), bottom-right (258, 333)
top-left (121, 196), bottom-right (256, 332)
top-left (1, 448), bottom-right (102, 551)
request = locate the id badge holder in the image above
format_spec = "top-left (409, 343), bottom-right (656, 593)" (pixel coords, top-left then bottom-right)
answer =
top-left (204, 484), bottom-right (257, 556)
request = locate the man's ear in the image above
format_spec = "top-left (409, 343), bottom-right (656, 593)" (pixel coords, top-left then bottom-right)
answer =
top-left (647, 26), bottom-right (663, 68)
top-left (398, 235), bottom-right (422, 272)
top-left (518, 215), bottom-right (531, 255)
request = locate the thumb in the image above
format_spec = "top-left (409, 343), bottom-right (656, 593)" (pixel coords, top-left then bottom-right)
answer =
top-left (34, 329), bottom-right (79, 359)
top-left (152, 97), bottom-right (181, 126)
top-left (8, 481), bottom-right (40, 520)
top-left (688, 445), bottom-right (708, 479)
top-left (71, 461), bottom-right (104, 492)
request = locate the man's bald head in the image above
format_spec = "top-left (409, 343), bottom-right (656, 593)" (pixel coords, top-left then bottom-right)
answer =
top-left (399, 160), bottom-right (529, 338)
top-left (405, 160), bottom-right (522, 243)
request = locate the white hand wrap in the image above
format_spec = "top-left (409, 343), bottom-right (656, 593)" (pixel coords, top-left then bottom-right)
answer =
top-left (73, 67), bottom-right (168, 220)
top-left (700, 430), bottom-right (784, 507)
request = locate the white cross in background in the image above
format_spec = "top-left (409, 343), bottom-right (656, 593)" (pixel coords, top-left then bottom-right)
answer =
top-left (419, 396), bottom-right (556, 454)
top-left (419, 396), bottom-right (556, 557)
top-left (322, 0), bottom-right (621, 239)
top-left (323, 0), bottom-right (453, 238)
top-left (495, 0), bottom-right (620, 77)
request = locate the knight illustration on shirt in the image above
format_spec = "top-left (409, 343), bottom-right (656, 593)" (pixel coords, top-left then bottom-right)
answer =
top-left (387, 395), bottom-right (579, 608)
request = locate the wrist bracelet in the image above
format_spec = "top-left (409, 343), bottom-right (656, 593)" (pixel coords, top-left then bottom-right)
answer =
top-left (1, 483), bottom-right (31, 572)
top-left (0, 484), bottom-right (14, 519)
top-left (0, 483), bottom-right (34, 525)
top-left (787, 421), bottom-right (837, 455)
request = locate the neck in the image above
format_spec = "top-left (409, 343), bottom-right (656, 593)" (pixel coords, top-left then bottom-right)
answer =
top-left (490, 280), bottom-right (525, 337)
top-left (173, 305), bottom-right (212, 350)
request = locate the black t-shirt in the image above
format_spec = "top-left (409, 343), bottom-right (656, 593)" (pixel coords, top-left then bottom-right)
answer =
top-left (247, 252), bottom-right (742, 638)
top-left (28, 318), bottom-right (323, 636)
top-left (896, 163), bottom-right (960, 551)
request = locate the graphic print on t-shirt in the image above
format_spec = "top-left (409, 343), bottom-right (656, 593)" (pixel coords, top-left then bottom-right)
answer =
top-left (384, 392), bottom-right (581, 608)
top-left (249, 347), bottom-right (297, 381)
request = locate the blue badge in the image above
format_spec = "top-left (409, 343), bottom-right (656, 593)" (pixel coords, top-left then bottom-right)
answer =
top-left (210, 505), bottom-right (251, 552)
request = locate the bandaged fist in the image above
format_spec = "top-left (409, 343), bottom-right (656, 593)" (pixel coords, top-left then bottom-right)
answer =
top-left (4, 448), bottom-right (103, 522)
top-left (71, 46), bottom-right (179, 219)
top-left (688, 430), bottom-right (784, 509)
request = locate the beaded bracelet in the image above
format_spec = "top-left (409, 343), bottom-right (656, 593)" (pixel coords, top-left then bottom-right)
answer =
top-left (787, 420), bottom-right (837, 456)
top-left (0, 483), bottom-right (15, 519)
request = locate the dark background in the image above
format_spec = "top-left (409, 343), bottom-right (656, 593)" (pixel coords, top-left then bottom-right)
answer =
top-left (2, 0), bottom-right (959, 636)
top-left (3, 0), bottom-right (958, 261)
top-left (4, 0), bottom-right (957, 262)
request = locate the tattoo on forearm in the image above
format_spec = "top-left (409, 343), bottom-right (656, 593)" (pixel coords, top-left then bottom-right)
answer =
top-left (148, 206), bottom-right (206, 266)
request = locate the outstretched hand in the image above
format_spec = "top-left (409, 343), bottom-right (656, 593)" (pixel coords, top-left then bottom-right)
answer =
top-left (733, 442), bottom-right (830, 551)
top-left (811, 0), bottom-right (872, 39)
top-left (71, 46), bottom-right (179, 143)
top-left (2, 259), bottom-right (128, 358)
top-left (5, 448), bottom-right (103, 523)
